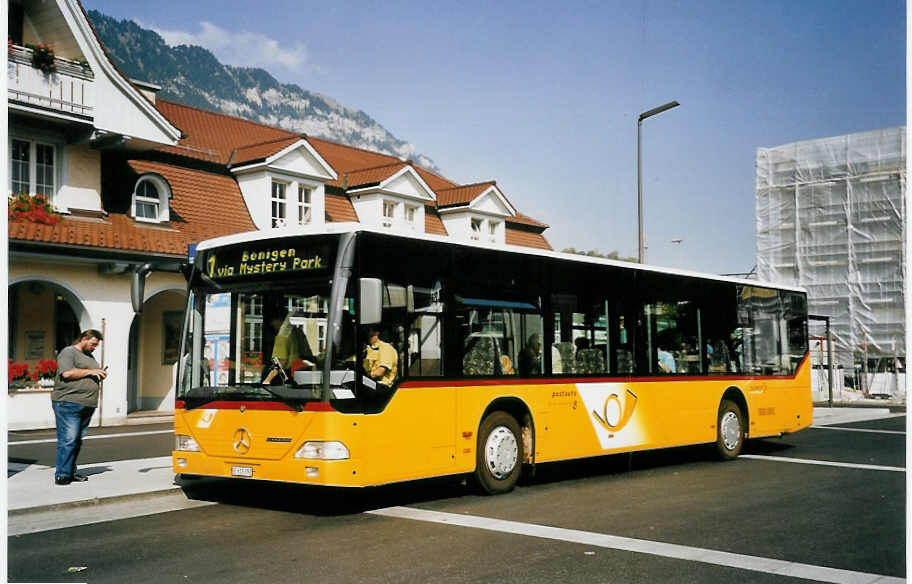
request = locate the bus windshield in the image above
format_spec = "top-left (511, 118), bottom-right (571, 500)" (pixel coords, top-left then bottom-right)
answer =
top-left (177, 283), bottom-right (357, 409)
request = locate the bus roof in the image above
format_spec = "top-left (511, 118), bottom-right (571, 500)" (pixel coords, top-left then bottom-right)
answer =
top-left (194, 223), bottom-right (806, 294)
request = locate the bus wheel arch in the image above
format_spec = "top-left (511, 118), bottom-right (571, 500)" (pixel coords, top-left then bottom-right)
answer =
top-left (717, 387), bottom-right (748, 460)
top-left (472, 399), bottom-right (534, 495)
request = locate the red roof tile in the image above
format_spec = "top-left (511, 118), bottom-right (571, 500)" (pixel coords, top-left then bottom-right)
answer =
top-left (325, 193), bottom-right (359, 222)
top-left (425, 212), bottom-right (448, 236)
top-left (230, 136), bottom-right (302, 166)
top-left (507, 212), bottom-right (548, 229)
top-left (155, 100), bottom-right (296, 165)
top-left (436, 182), bottom-right (494, 207)
top-left (506, 227), bottom-right (552, 250)
top-left (127, 160), bottom-right (255, 243)
top-left (8, 214), bottom-right (188, 256)
top-left (341, 162), bottom-right (408, 189)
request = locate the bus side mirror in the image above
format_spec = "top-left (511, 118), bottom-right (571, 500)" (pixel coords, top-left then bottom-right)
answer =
top-left (360, 278), bottom-right (383, 324)
top-left (180, 262), bottom-right (193, 282)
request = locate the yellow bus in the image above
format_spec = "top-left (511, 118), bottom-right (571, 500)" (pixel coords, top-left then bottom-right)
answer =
top-left (173, 226), bottom-right (812, 494)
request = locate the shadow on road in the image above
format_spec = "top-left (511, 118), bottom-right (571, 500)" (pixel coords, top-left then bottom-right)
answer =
top-left (177, 474), bottom-right (468, 516)
top-left (176, 440), bottom-right (793, 516)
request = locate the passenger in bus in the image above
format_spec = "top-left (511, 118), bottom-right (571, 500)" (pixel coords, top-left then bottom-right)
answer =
top-left (264, 310), bottom-right (315, 384)
top-left (363, 327), bottom-right (398, 389)
top-left (657, 345), bottom-right (676, 373)
top-left (518, 333), bottom-right (542, 376)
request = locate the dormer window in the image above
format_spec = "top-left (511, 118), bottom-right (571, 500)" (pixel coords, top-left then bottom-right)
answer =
top-left (131, 175), bottom-right (170, 223)
top-left (404, 204), bottom-right (418, 230)
top-left (297, 185), bottom-right (312, 225)
top-left (488, 220), bottom-right (499, 242)
top-left (470, 218), bottom-right (483, 240)
top-left (382, 200), bottom-right (397, 228)
top-left (271, 181), bottom-right (287, 227)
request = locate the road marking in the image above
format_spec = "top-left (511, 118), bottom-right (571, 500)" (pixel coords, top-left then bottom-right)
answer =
top-left (368, 506), bottom-right (904, 584)
top-left (812, 425), bottom-right (905, 436)
top-left (8, 429), bottom-right (173, 446)
top-left (741, 455), bottom-right (904, 473)
top-left (7, 492), bottom-right (215, 536)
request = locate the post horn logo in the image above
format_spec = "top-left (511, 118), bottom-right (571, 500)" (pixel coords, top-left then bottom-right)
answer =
top-left (233, 427), bottom-right (252, 455)
top-left (592, 389), bottom-right (638, 432)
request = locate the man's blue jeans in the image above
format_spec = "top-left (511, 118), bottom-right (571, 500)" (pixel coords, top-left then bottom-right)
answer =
top-left (52, 400), bottom-right (95, 479)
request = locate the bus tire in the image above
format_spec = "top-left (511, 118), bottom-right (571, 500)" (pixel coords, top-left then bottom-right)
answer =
top-left (716, 400), bottom-right (744, 460)
top-left (472, 412), bottom-right (523, 495)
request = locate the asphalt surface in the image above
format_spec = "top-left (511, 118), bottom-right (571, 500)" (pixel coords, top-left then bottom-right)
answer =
top-left (7, 416), bottom-right (906, 583)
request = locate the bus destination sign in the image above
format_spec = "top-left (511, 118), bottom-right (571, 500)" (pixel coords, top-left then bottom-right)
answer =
top-left (205, 244), bottom-right (329, 281)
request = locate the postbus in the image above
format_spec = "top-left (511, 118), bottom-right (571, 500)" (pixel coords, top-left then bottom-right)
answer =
top-left (173, 225), bottom-right (812, 494)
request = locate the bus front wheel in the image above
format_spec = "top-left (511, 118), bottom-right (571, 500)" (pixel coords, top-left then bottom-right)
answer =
top-left (472, 412), bottom-right (523, 495)
top-left (716, 400), bottom-right (744, 460)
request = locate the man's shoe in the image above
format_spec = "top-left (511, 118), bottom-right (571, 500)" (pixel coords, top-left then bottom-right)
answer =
top-left (54, 476), bottom-right (72, 486)
top-left (71, 474), bottom-right (88, 482)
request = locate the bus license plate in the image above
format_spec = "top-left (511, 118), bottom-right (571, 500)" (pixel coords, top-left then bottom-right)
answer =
top-left (231, 465), bottom-right (253, 478)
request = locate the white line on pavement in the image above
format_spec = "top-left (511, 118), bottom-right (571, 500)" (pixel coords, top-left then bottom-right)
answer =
top-left (9, 429), bottom-right (173, 446)
top-left (368, 506), bottom-right (904, 584)
top-left (741, 454), bottom-right (904, 473)
top-left (811, 425), bottom-right (905, 435)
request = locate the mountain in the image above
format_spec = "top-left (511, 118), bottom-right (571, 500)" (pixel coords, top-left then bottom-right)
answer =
top-left (87, 10), bottom-right (439, 172)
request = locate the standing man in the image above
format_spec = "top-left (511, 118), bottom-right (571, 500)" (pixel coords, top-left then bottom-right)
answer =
top-left (52, 330), bottom-right (106, 485)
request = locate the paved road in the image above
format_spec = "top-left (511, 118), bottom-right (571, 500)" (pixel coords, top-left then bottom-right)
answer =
top-left (8, 416), bottom-right (905, 583)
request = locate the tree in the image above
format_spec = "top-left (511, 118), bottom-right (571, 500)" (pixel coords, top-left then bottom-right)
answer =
top-left (561, 248), bottom-right (636, 262)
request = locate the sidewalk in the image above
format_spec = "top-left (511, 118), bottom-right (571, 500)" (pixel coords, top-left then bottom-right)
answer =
top-left (7, 407), bottom-right (904, 518)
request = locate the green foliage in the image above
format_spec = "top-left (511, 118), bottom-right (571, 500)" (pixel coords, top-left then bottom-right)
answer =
top-left (561, 248), bottom-right (636, 262)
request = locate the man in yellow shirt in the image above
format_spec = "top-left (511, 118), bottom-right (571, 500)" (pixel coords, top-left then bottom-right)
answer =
top-left (363, 327), bottom-right (398, 389)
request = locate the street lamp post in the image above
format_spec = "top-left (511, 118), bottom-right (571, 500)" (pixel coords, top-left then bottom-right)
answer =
top-left (637, 100), bottom-right (680, 263)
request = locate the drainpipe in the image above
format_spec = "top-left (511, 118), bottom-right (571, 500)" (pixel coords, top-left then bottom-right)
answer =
top-left (131, 263), bottom-right (153, 313)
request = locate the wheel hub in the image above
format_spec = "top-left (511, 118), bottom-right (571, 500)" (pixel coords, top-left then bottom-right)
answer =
top-left (720, 411), bottom-right (741, 450)
top-left (485, 425), bottom-right (518, 479)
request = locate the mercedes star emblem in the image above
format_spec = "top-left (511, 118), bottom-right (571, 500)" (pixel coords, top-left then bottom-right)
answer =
top-left (233, 428), bottom-right (252, 455)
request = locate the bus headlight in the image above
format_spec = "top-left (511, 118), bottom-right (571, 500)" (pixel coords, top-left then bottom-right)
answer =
top-left (175, 434), bottom-right (201, 452)
top-left (294, 441), bottom-right (350, 460)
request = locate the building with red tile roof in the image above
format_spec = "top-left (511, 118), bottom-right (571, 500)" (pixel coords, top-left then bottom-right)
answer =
top-left (7, 0), bottom-right (549, 430)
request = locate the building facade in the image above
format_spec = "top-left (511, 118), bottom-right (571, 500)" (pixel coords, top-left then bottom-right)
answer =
top-left (756, 127), bottom-right (905, 399)
top-left (7, 0), bottom-right (550, 429)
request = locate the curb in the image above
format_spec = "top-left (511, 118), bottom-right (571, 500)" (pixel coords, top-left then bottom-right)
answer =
top-left (8, 485), bottom-right (184, 517)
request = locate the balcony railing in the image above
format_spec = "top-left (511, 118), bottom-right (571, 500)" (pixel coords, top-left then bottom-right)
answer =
top-left (8, 44), bottom-right (94, 118)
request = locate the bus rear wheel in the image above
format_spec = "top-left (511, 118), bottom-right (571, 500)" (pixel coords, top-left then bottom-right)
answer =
top-left (472, 412), bottom-right (523, 495)
top-left (716, 400), bottom-right (744, 460)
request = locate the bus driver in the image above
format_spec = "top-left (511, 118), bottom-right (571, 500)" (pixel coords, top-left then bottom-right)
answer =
top-left (363, 327), bottom-right (398, 390)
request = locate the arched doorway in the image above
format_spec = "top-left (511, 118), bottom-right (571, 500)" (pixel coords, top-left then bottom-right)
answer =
top-left (8, 280), bottom-right (89, 370)
top-left (127, 289), bottom-right (186, 413)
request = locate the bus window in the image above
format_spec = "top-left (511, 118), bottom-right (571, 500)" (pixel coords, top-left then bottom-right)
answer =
top-left (737, 286), bottom-right (806, 376)
top-left (406, 283), bottom-right (444, 377)
top-left (456, 298), bottom-right (542, 377)
top-left (638, 274), bottom-right (703, 376)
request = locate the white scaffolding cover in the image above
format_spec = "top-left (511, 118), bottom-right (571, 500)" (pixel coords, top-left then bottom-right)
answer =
top-left (756, 127), bottom-right (906, 367)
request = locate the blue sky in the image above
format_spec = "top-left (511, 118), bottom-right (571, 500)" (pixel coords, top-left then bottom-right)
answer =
top-left (84, 0), bottom-right (906, 273)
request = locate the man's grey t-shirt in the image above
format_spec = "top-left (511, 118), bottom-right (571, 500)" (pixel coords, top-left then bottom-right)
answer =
top-left (52, 345), bottom-right (100, 407)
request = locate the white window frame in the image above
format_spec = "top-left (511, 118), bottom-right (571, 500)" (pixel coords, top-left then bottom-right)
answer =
top-left (470, 217), bottom-right (483, 240)
top-left (297, 185), bottom-right (312, 225)
top-left (10, 138), bottom-right (56, 199)
top-left (382, 200), bottom-right (398, 228)
top-left (131, 175), bottom-right (171, 223)
top-left (271, 180), bottom-right (288, 228)
top-left (487, 219), bottom-right (500, 243)
top-left (404, 204), bottom-right (418, 230)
